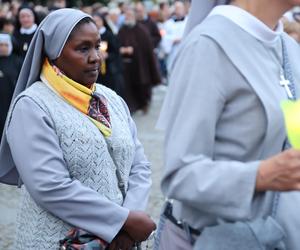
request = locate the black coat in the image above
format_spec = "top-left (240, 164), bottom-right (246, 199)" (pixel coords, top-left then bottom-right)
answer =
top-left (138, 17), bottom-right (161, 49)
top-left (12, 30), bottom-right (35, 63)
top-left (0, 54), bottom-right (22, 138)
top-left (97, 29), bottom-right (124, 97)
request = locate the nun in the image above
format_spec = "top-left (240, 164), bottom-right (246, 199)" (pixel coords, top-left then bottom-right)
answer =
top-left (12, 5), bottom-right (38, 63)
top-left (156, 0), bottom-right (300, 249)
top-left (0, 33), bottom-right (21, 141)
top-left (0, 8), bottom-right (155, 250)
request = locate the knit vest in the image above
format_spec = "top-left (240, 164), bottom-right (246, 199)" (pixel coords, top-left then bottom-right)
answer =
top-left (12, 82), bottom-right (135, 249)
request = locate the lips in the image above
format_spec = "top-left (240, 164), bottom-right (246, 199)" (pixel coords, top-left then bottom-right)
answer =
top-left (86, 67), bottom-right (99, 73)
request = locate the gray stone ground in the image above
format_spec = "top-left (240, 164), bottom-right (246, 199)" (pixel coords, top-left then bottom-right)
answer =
top-left (0, 85), bottom-right (166, 249)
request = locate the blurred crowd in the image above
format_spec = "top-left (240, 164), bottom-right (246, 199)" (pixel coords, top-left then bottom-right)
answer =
top-left (0, 0), bottom-right (191, 126)
top-left (1, 0), bottom-right (300, 137)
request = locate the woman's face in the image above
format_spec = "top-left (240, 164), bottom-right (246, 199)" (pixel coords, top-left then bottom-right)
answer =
top-left (19, 8), bottom-right (35, 29)
top-left (0, 42), bottom-right (9, 56)
top-left (54, 21), bottom-right (101, 87)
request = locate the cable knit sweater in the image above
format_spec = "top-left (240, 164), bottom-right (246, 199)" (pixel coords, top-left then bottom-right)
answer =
top-left (6, 81), bottom-right (150, 249)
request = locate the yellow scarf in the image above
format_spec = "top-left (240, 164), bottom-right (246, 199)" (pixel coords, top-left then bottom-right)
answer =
top-left (40, 58), bottom-right (112, 137)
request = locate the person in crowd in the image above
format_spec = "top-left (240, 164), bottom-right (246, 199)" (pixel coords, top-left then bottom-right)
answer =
top-left (156, 0), bottom-right (300, 249)
top-left (161, 0), bottom-right (187, 73)
top-left (106, 7), bottom-right (121, 35)
top-left (283, 18), bottom-right (300, 43)
top-left (0, 33), bottom-right (21, 142)
top-left (12, 5), bottom-right (38, 63)
top-left (117, 1), bottom-right (128, 28)
top-left (0, 8), bottom-right (155, 250)
top-left (135, 2), bottom-right (161, 49)
top-left (48, 0), bottom-right (67, 11)
top-left (0, 18), bottom-right (15, 34)
top-left (157, 1), bottom-right (171, 84)
top-left (118, 8), bottom-right (161, 113)
top-left (93, 12), bottom-right (125, 97)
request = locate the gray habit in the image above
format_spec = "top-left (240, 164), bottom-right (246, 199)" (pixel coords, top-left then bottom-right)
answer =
top-left (158, 15), bottom-right (300, 250)
top-left (0, 8), bottom-right (152, 243)
top-left (0, 8), bottom-right (90, 185)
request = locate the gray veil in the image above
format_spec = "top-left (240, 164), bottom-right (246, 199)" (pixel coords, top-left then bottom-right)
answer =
top-left (156, 0), bottom-right (228, 130)
top-left (0, 8), bottom-right (90, 185)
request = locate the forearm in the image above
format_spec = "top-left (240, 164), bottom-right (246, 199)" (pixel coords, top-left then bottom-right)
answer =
top-left (162, 157), bottom-right (260, 220)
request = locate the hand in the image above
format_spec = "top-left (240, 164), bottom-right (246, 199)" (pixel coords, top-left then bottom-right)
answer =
top-left (108, 231), bottom-right (134, 250)
top-left (256, 149), bottom-right (300, 191)
top-left (119, 47), bottom-right (127, 55)
top-left (126, 46), bottom-right (134, 55)
top-left (122, 211), bottom-right (156, 242)
top-left (120, 46), bottom-right (134, 55)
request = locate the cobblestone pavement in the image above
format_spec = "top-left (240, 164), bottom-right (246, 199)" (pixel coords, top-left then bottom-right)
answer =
top-left (0, 85), bottom-right (166, 249)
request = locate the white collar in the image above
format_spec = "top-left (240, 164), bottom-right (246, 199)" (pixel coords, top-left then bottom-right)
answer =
top-left (99, 27), bottom-right (106, 35)
top-left (209, 5), bottom-right (283, 43)
top-left (20, 24), bottom-right (37, 35)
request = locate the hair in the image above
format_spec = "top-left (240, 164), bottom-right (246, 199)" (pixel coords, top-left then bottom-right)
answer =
top-left (68, 17), bottom-right (96, 40)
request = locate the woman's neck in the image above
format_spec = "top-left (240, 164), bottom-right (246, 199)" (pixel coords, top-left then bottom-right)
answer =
top-left (231, 0), bottom-right (293, 30)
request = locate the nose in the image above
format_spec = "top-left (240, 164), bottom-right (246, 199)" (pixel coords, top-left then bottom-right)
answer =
top-left (88, 48), bottom-right (101, 64)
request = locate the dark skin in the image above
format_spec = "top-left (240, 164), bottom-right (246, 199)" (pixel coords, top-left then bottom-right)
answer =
top-left (54, 21), bottom-right (102, 88)
top-left (54, 20), bottom-right (156, 249)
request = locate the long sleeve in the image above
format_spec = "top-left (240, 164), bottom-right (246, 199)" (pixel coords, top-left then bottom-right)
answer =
top-left (120, 98), bottom-right (152, 211)
top-left (161, 36), bottom-right (260, 221)
top-left (6, 97), bottom-right (129, 243)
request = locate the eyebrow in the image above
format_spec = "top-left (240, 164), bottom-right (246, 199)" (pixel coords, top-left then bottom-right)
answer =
top-left (72, 38), bottom-right (101, 45)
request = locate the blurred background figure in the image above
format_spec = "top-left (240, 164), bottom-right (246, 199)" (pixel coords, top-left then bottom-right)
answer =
top-left (48, 0), bottom-right (67, 11)
top-left (135, 2), bottom-right (161, 49)
top-left (161, 0), bottom-right (188, 75)
top-left (283, 7), bottom-right (300, 44)
top-left (118, 7), bottom-right (161, 113)
top-left (92, 12), bottom-right (125, 97)
top-left (283, 20), bottom-right (300, 43)
top-left (0, 33), bottom-right (21, 142)
top-left (157, 1), bottom-right (171, 84)
top-left (0, 17), bottom-right (15, 34)
top-left (106, 7), bottom-right (121, 35)
top-left (12, 5), bottom-right (38, 63)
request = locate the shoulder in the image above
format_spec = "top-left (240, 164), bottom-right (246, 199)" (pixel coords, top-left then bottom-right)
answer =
top-left (11, 82), bottom-right (54, 115)
top-left (6, 83), bottom-right (53, 130)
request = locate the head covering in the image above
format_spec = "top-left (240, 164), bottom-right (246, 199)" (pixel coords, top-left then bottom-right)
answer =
top-left (157, 0), bottom-right (229, 130)
top-left (0, 8), bottom-right (90, 185)
top-left (184, 0), bottom-right (228, 36)
top-left (0, 33), bottom-right (13, 56)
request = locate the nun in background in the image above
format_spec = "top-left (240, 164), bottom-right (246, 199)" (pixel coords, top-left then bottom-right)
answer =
top-left (12, 5), bottom-right (38, 63)
top-left (0, 34), bottom-right (21, 142)
top-left (0, 8), bottom-right (155, 250)
top-left (155, 0), bottom-right (300, 249)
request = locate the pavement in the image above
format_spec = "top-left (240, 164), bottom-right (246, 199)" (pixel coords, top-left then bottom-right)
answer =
top-left (0, 85), bottom-right (167, 249)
